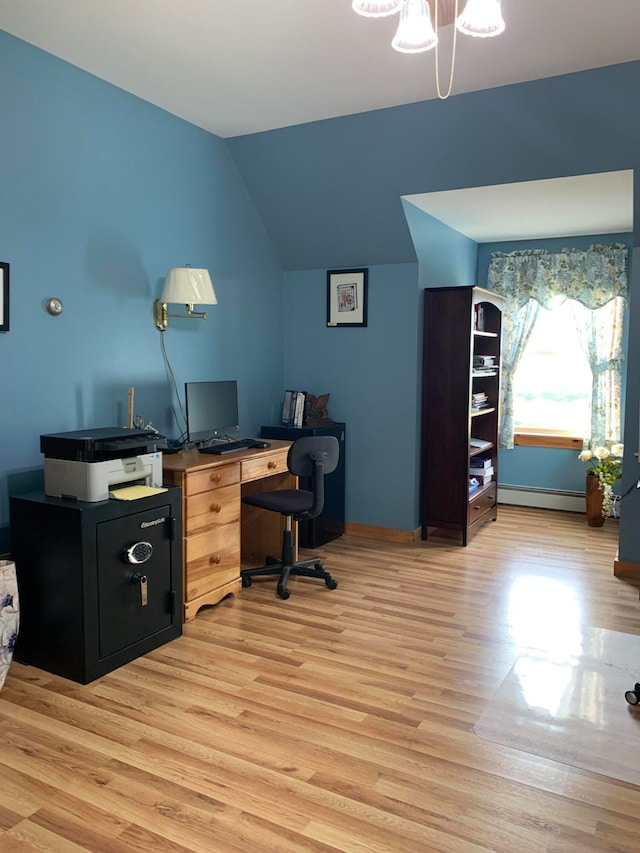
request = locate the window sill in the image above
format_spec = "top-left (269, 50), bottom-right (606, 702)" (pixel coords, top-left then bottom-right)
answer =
top-left (514, 432), bottom-right (584, 450)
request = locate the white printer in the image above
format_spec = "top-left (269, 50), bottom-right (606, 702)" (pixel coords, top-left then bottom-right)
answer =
top-left (41, 427), bottom-right (166, 502)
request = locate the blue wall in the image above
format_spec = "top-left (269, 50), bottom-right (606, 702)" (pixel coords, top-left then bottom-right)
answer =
top-left (282, 264), bottom-right (420, 529)
top-left (0, 30), bottom-right (284, 551)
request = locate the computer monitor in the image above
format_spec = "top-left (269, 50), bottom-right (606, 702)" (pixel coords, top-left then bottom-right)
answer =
top-left (185, 380), bottom-right (240, 444)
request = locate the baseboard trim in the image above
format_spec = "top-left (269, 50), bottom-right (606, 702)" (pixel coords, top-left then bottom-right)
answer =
top-left (498, 485), bottom-right (585, 513)
top-left (613, 553), bottom-right (640, 579)
top-left (344, 521), bottom-right (418, 544)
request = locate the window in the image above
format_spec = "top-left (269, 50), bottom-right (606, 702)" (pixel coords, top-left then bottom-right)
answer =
top-left (513, 299), bottom-right (592, 441)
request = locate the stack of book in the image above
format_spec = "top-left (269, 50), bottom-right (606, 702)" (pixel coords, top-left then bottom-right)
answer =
top-left (471, 391), bottom-right (489, 411)
top-left (473, 354), bottom-right (497, 375)
top-left (469, 455), bottom-right (494, 485)
top-left (281, 389), bottom-right (306, 427)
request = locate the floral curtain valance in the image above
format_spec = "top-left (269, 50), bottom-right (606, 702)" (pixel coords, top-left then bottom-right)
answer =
top-left (487, 243), bottom-right (629, 310)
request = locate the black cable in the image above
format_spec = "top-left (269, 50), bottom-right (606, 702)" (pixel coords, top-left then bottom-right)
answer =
top-left (620, 480), bottom-right (639, 500)
top-left (159, 331), bottom-right (188, 437)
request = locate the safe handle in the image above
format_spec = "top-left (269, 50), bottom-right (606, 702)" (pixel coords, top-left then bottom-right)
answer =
top-left (132, 573), bottom-right (148, 606)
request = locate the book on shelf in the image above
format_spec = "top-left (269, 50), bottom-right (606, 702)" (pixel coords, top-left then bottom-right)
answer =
top-left (293, 391), bottom-right (306, 427)
top-left (281, 389), bottom-right (306, 427)
top-left (473, 355), bottom-right (496, 367)
top-left (472, 472), bottom-right (493, 486)
top-left (469, 455), bottom-right (493, 470)
top-left (470, 437), bottom-right (492, 451)
top-left (469, 477), bottom-right (479, 493)
top-left (281, 390), bottom-right (294, 425)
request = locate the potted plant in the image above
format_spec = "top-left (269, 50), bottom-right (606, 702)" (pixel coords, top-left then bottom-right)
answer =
top-left (578, 442), bottom-right (623, 526)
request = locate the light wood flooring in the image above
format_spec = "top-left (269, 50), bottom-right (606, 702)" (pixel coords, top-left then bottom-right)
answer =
top-left (1, 505), bottom-right (639, 852)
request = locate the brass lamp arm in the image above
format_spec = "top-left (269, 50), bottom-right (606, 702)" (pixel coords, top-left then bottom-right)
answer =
top-left (154, 300), bottom-right (208, 331)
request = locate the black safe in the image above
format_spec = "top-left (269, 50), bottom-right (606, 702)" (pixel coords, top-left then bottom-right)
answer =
top-left (10, 487), bottom-right (183, 684)
top-left (260, 422), bottom-right (345, 547)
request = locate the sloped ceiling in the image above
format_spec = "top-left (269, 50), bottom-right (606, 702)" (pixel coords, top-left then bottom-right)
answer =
top-left (0, 0), bottom-right (638, 138)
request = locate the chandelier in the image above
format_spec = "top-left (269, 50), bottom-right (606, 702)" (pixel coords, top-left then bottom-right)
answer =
top-left (352, 0), bottom-right (506, 100)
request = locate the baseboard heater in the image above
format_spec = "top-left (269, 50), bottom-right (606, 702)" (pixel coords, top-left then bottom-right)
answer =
top-left (498, 484), bottom-right (585, 513)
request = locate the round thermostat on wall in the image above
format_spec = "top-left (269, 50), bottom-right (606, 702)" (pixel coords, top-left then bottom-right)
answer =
top-left (46, 297), bottom-right (64, 316)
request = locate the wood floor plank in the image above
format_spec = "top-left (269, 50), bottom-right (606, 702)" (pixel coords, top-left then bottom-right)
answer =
top-left (1, 506), bottom-right (639, 851)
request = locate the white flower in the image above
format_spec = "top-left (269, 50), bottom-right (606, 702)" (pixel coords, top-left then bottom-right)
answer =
top-left (578, 449), bottom-right (593, 462)
top-left (0, 609), bottom-right (18, 665)
top-left (594, 446), bottom-right (610, 460)
top-left (611, 443), bottom-right (624, 457)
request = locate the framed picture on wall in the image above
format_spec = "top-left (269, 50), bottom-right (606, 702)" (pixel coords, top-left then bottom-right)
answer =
top-left (0, 262), bottom-right (9, 332)
top-left (327, 268), bottom-right (368, 328)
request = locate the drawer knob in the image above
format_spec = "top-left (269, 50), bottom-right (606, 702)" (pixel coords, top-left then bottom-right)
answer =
top-left (210, 473), bottom-right (221, 483)
top-left (267, 461), bottom-right (277, 470)
top-left (210, 503), bottom-right (222, 513)
top-left (209, 554), bottom-right (221, 565)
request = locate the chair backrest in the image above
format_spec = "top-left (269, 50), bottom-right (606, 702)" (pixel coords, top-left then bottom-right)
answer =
top-left (287, 436), bottom-right (339, 521)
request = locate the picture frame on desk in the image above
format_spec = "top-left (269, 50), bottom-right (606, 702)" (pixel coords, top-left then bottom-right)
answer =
top-left (327, 268), bottom-right (368, 328)
top-left (0, 262), bottom-right (9, 332)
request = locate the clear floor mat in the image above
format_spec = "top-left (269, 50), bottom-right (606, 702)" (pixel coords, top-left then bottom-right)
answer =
top-left (474, 627), bottom-right (640, 786)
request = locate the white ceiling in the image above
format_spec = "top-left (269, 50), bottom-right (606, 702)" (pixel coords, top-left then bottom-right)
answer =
top-left (404, 172), bottom-right (635, 243)
top-left (0, 0), bottom-right (639, 139)
top-left (0, 0), bottom-right (637, 240)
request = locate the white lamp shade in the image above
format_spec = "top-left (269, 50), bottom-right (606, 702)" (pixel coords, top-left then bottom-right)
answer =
top-left (161, 267), bottom-right (217, 305)
top-left (392, 0), bottom-right (437, 54)
top-left (456, 0), bottom-right (505, 38)
top-left (352, 0), bottom-right (406, 18)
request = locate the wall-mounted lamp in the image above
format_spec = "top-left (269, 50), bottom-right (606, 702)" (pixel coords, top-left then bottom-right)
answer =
top-left (154, 266), bottom-right (217, 331)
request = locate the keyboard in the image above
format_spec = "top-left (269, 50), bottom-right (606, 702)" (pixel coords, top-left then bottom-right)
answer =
top-left (198, 439), bottom-right (268, 455)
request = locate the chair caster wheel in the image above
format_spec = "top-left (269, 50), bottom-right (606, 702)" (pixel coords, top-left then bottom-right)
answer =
top-left (326, 578), bottom-right (338, 590)
top-left (241, 576), bottom-right (252, 588)
top-left (277, 586), bottom-right (290, 600)
top-left (625, 683), bottom-right (640, 705)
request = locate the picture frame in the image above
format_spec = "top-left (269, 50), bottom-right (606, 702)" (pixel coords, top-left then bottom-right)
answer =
top-left (327, 268), bottom-right (368, 328)
top-left (0, 262), bottom-right (9, 333)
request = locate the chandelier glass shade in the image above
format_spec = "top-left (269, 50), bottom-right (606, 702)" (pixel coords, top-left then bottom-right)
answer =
top-left (455, 0), bottom-right (505, 37)
top-left (351, 0), bottom-right (406, 17)
top-left (391, 0), bottom-right (438, 54)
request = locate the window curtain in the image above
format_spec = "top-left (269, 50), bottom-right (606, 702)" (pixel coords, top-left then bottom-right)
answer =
top-left (570, 298), bottom-right (625, 445)
top-left (487, 244), bottom-right (628, 448)
top-left (499, 299), bottom-right (540, 448)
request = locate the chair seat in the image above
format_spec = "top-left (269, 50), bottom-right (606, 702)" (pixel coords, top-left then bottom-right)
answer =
top-left (242, 488), bottom-right (314, 516)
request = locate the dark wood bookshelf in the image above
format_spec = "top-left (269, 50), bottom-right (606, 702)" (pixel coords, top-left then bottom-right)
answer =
top-left (420, 285), bottom-right (504, 546)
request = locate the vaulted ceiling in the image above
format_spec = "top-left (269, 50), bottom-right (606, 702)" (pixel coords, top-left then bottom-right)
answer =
top-left (0, 0), bottom-right (639, 138)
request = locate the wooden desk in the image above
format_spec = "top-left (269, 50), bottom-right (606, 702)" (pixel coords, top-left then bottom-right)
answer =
top-left (162, 441), bottom-right (295, 621)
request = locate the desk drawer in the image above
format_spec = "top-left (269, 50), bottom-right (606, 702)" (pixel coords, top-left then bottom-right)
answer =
top-left (185, 463), bottom-right (240, 496)
top-left (242, 451), bottom-right (289, 483)
top-left (468, 483), bottom-right (497, 524)
top-left (186, 483), bottom-right (241, 535)
top-left (185, 523), bottom-right (240, 601)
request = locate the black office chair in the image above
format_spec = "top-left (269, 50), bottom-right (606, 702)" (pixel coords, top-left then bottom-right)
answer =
top-left (241, 436), bottom-right (339, 600)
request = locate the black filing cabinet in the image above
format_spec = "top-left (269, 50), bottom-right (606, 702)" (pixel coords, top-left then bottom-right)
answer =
top-left (10, 487), bottom-right (182, 684)
top-left (260, 422), bottom-right (346, 547)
